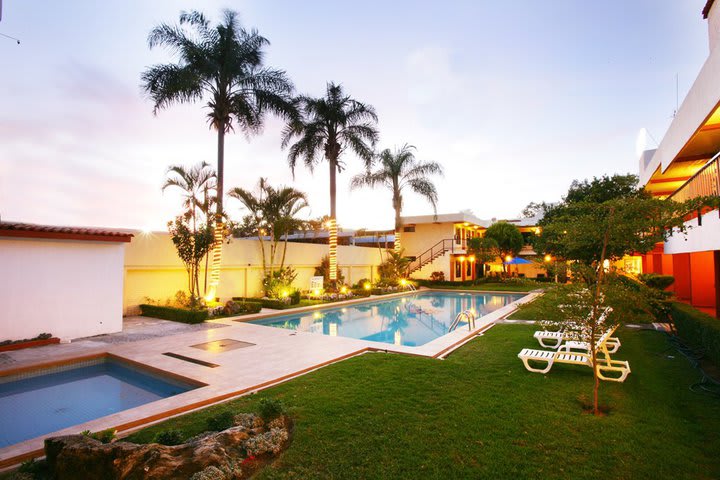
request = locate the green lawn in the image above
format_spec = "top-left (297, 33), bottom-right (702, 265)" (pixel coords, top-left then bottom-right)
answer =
top-left (126, 325), bottom-right (720, 479)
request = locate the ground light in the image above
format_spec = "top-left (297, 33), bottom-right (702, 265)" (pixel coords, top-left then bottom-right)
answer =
top-left (363, 282), bottom-right (371, 290)
top-left (340, 286), bottom-right (348, 294)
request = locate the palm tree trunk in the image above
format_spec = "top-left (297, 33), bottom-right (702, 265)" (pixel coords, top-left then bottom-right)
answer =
top-left (328, 158), bottom-right (338, 285)
top-left (393, 190), bottom-right (402, 253)
top-left (208, 126), bottom-right (225, 299)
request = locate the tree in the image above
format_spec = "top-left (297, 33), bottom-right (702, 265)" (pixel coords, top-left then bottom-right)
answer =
top-left (167, 217), bottom-right (214, 304)
top-left (282, 82), bottom-right (379, 286)
top-left (467, 236), bottom-right (499, 277)
top-left (229, 179), bottom-right (309, 283)
top-left (535, 190), bottom-right (720, 415)
top-left (484, 221), bottom-right (523, 274)
top-left (142, 9), bottom-right (296, 296)
top-left (564, 174), bottom-right (644, 204)
top-left (350, 144), bottom-right (443, 252)
top-left (162, 162), bottom-right (217, 296)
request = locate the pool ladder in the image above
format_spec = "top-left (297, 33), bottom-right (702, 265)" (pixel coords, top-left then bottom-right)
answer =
top-left (449, 310), bottom-right (477, 332)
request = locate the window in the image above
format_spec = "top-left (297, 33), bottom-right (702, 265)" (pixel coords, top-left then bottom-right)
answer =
top-left (403, 226), bottom-right (415, 232)
top-left (455, 261), bottom-right (462, 278)
top-left (466, 262), bottom-right (472, 277)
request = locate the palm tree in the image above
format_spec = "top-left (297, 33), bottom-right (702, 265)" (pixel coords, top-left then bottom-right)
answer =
top-left (351, 144), bottom-right (443, 252)
top-left (162, 161), bottom-right (216, 236)
top-left (281, 82), bottom-right (379, 286)
top-left (142, 9), bottom-right (296, 296)
top-left (229, 179), bottom-right (309, 276)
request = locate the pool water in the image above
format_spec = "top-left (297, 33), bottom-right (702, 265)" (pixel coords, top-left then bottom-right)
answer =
top-left (250, 291), bottom-right (525, 347)
top-left (0, 359), bottom-right (197, 448)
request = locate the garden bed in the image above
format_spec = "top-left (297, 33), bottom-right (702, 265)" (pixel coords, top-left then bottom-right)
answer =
top-left (0, 335), bottom-right (60, 352)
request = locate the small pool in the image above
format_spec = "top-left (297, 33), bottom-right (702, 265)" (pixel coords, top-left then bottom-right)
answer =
top-left (250, 291), bottom-right (525, 347)
top-left (0, 357), bottom-right (198, 448)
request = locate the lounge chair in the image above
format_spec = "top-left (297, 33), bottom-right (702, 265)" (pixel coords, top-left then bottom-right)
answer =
top-left (518, 326), bottom-right (631, 382)
top-left (533, 308), bottom-right (620, 353)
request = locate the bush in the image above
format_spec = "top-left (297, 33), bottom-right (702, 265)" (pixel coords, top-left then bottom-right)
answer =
top-left (139, 304), bottom-right (208, 324)
top-left (258, 398), bottom-right (285, 421)
top-left (206, 411), bottom-right (235, 432)
top-left (154, 429), bottom-right (185, 446)
top-left (638, 273), bottom-right (675, 291)
top-left (223, 300), bottom-right (262, 316)
top-left (671, 302), bottom-right (720, 368)
top-left (430, 271), bottom-right (445, 282)
top-left (81, 428), bottom-right (116, 444)
top-left (233, 297), bottom-right (295, 310)
top-left (289, 289), bottom-right (301, 305)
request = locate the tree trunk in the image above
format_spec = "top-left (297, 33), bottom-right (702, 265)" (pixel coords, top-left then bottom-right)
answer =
top-left (328, 157), bottom-right (338, 286)
top-left (393, 189), bottom-right (402, 254)
top-left (208, 126), bottom-right (226, 299)
top-left (592, 207), bottom-right (614, 416)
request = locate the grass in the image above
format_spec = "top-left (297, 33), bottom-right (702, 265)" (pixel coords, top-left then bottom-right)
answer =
top-left (125, 325), bottom-right (720, 479)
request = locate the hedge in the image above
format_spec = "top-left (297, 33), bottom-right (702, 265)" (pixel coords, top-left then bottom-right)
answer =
top-left (671, 302), bottom-right (720, 367)
top-left (232, 297), bottom-right (295, 310)
top-left (139, 304), bottom-right (209, 324)
top-left (224, 301), bottom-right (262, 315)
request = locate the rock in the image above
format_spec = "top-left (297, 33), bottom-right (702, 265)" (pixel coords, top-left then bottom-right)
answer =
top-left (44, 415), bottom-right (292, 480)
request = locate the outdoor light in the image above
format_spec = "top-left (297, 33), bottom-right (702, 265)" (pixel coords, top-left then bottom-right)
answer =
top-left (458, 256), bottom-right (466, 262)
top-left (505, 255), bottom-right (513, 262)
top-left (340, 286), bottom-right (348, 294)
top-left (363, 282), bottom-right (371, 290)
top-left (399, 278), bottom-right (407, 286)
top-left (544, 254), bottom-right (552, 262)
top-left (280, 290), bottom-right (289, 298)
top-left (468, 255), bottom-right (476, 262)
top-left (313, 288), bottom-right (321, 296)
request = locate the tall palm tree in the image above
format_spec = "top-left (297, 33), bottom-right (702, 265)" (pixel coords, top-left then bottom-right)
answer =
top-left (351, 144), bottom-right (443, 252)
top-left (281, 82), bottom-right (379, 285)
top-left (142, 9), bottom-right (296, 296)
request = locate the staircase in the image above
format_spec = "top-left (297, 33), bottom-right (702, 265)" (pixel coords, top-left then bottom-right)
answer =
top-left (406, 238), bottom-right (455, 276)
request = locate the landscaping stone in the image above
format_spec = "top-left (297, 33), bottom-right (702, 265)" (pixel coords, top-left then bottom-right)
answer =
top-left (44, 414), bottom-right (292, 480)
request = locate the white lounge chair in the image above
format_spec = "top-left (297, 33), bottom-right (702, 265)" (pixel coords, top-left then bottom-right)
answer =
top-left (533, 308), bottom-right (620, 353)
top-left (518, 326), bottom-right (631, 383)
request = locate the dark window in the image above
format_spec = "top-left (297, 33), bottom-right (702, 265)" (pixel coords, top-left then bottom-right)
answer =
top-left (466, 262), bottom-right (472, 277)
top-left (455, 261), bottom-right (461, 277)
top-left (403, 226), bottom-right (415, 232)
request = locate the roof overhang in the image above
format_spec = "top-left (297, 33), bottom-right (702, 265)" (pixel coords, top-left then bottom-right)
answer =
top-left (401, 212), bottom-right (490, 228)
top-left (0, 222), bottom-right (134, 243)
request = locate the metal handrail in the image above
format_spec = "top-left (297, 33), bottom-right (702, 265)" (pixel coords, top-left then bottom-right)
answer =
top-left (407, 238), bottom-right (455, 275)
top-left (667, 154), bottom-right (720, 203)
top-left (449, 309), bottom-right (477, 332)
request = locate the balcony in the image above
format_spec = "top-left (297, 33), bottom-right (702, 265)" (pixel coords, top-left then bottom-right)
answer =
top-left (668, 155), bottom-right (720, 203)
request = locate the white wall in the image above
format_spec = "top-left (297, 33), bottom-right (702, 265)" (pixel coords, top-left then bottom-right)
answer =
top-left (709, 1), bottom-right (720, 53)
top-left (0, 238), bottom-right (126, 342)
top-left (664, 211), bottom-right (720, 254)
top-left (123, 233), bottom-right (385, 314)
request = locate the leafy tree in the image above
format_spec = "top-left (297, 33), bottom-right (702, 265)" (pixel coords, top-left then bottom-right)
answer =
top-left (467, 237), bottom-right (499, 277)
top-left (142, 9), bottom-right (296, 292)
top-left (315, 254), bottom-right (345, 286)
top-left (377, 250), bottom-right (411, 285)
top-left (167, 217), bottom-right (214, 304)
top-left (350, 144), bottom-right (443, 252)
top-left (484, 222), bottom-right (523, 274)
top-left (282, 82), bottom-right (379, 285)
top-left (564, 174), bottom-right (644, 204)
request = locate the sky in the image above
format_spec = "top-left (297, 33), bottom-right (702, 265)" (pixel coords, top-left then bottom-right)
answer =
top-left (0, 1), bottom-right (712, 231)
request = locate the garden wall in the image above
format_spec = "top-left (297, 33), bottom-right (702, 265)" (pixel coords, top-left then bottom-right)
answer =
top-left (123, 233), bottom-right (385, 315)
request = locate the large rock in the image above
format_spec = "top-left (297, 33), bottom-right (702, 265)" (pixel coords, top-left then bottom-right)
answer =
top-left (44, 414), bottom-right (291, 480)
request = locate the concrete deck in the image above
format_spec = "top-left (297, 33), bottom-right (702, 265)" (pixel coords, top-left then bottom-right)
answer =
top-left (0, 289), bottom-right (538, 467)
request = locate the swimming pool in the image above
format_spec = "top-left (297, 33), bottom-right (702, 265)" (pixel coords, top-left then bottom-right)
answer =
top-left (0, 357), bottom-right (198, 448)
top-left (250, 291), bottom-right (525, 347)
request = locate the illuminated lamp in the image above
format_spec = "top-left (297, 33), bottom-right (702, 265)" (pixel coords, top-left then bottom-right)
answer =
top-left (544, 254), bottom-right (552, 262)
top-left (363, 282), bottom-right (371, 290)
top-left (505, 255), bottom-right (513, 262)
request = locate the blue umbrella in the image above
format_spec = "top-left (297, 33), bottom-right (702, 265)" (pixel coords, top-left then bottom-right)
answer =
top-left (503, 257), bottom-right (533, 265)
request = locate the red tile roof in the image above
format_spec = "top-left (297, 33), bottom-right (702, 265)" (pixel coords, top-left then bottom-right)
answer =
top-left (704, 0), bottom-right (715, 18)
top-left (0, 222), bottom-right (134, 243)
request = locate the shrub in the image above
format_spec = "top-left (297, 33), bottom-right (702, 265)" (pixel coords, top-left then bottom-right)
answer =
top-left (353, 278), bottom-right (371, 289)
top-left (223, 300), bottom-right (262, 316)
top-left (638, 273), bottom-right (675, 291)
top-left (430, 271), bottom-right (445, 282)
top-left (206, 411), bottom-right (235, 432)
top-left (81, 428), bottom-right (116, 444)
top-left (139, 304), bottom-right (208, 324)
top-left (154, 429), bottom-right (185, 446)
top-left (289, 289), bottom-right (301, 305)
top-left (263, 267), bottom-right (298, 299)
top-left (671, 302), bottom-right (720, 368)
top-left (315, 254), bottom-right (345, 285)
top-left (233, 297), bottom-right (297, 310)
top-left (258, 398), bottom-right (285, 421)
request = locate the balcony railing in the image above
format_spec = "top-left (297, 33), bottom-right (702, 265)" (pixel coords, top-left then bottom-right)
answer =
top-left (667, 155), bottom-right (720, 203)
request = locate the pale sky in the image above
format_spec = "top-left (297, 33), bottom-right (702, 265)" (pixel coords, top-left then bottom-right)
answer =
top-left (0, 1), bottom-right (711, 230)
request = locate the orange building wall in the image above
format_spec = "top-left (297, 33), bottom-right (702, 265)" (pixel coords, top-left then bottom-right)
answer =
top-left (673, 253), bottom-right (692, 301)
top-left (689, 251), bottom-right (716, 308)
